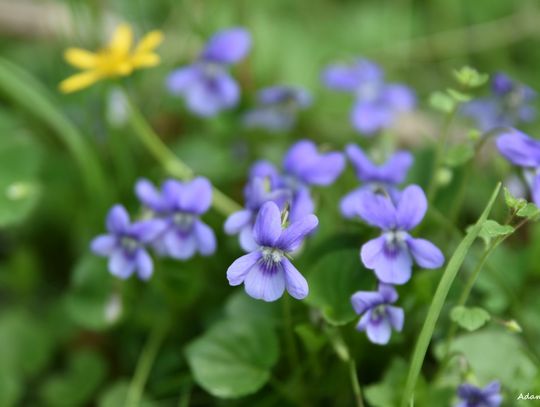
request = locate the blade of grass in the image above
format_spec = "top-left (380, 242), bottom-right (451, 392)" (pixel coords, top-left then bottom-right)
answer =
top-left (400, 182), bottom-right (502, 407)
top-left (0, 57), bottom-right (109, 207)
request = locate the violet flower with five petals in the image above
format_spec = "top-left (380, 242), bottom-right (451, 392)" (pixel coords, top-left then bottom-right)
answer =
top-left (322, 58), bottom-right (416, 135)
top-left (462, 72), bottom-right (536, 132)
top-left (340, 144), bottom-right (413, 218)
top-left (135, 177), bottom-right (216, 260)
top-left (167, 27), bottom-right (251, 117)
top-left (227, 201), bottom-right (318, 302)
top-left (351, 283), bottom-right (404, 345)
top-left (456, 381), bottom-right (502, 407)
top-left (91, 205), bottom-right (166, 280)
top-left (281, 140), bottom-right (345, 222)
top-left (355, 185), bottom-right (444, 284)
top-left (243, 85), bottom-right (312, 132)
top-left (224, 162), bottom-right (290, 251)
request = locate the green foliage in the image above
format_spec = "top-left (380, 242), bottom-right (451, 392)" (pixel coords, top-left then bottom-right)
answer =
top-left (445, 144), bottom-right (474, 167)
top-left (40, 350), bottom-right (107, 406)
top-left (478, 219), bottom-right (514, 245)
top-left (429, 91), bottom-right (456, 113)
top-left (0, 117), bottom-right (42, 227)
top-left (450, 305), bottom-right (491, 331)
top-left (185, 318), bottom-right (279, 398)
top-left (453, 66), bottom-right (489, 88)
top-left (306, 248), bottom-right (372, 325)
top-left (99, 381), bottom-right (156, 407)
top-left (516, 202), bottom-right (540, 219)
top-left (449, 330), bottom-right (538, 391)
top-left (64, 255), bottom-right (118, 331)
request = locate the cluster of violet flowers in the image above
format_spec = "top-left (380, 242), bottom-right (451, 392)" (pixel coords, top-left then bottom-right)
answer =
top-left (343, 146), bottom-right (445, 344)
top-left (91, 177), bottom-right (216, 279)
top-left (85, 27), bottom-right (539, 403)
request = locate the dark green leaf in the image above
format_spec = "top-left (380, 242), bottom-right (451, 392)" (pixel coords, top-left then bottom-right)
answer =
top-left (185, 318), bottom-right (279, 398)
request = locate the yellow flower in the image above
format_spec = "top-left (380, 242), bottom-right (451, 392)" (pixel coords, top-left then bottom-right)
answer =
top-left (59, 24), bottom-right (164, 93)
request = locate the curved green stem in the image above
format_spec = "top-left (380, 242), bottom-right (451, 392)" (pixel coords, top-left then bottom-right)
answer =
top-left (348, 359), bottom-right (365, 407)
top-left (400, 183), bottom-right (501, 407)
top-left (126, 97), bottom-right (242, 216)
top-left (125, 321), bottom-right (169, 407)
top-left (427, 105), bottom-right (458, 203)
top-left (0, 57), bottom-right (109, 207)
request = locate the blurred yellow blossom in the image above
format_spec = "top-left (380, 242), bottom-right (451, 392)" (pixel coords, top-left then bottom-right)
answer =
top-left (59, 23), bottom-right (163, 93)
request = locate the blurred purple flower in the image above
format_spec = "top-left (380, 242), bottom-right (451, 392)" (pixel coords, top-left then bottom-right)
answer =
top-left (281, 140), bottom-right (345, 222)
top-left (351, 283), bottom-right (404, 345)
top-left (135, 177), bottom-right (217, 260)
top-left (225, 162), bottom-right (291, 251)
top-left (462, 72), bottom-right (536, 132)
top-left (496, 128), bottom-right (540, 206)
top-left (456, 381), bottom-right (502, 407)
top-left (243, 85), bottom-right (312, 132)
top-left (91, 205), bottom-right (166, 280)
top-left (355, 185), bottom-right (444, 284)
top-left (167, 28), bottom-right (251, 117)
top-left (227, 201), bottom-right (318, 302)
top-left (340, 144), bottom-right (413, 218)
top-left (322, 58), bottom-right (416, 135)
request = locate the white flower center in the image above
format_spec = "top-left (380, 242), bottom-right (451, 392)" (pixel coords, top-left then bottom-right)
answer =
top-left (173, 212), bottom-right (195, 229)
top-left (261, 247), bottom-right (284, 263)
top-left (383, 230), bottom-right (407, 248)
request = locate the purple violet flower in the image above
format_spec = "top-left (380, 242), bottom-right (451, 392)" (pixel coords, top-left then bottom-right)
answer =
top-left (135, 177), bottom-right (217, 260)
top-left (227, 201), bottom-right (318, 302)
top-left (496, 128), bottom-right (540, 206)
top-left (462, 72), bottom-right (536, 132)
top-left (243, 85), bottom-right (312, 132)
top-left (354, 185), bottom-right (444, 284)
top-left (340, 144), bottom-right (413, 218)
top-left (322, 58), bottom-right (416, 135)
top-left (167, 28), bottom-right (251, 117)
top-left (224, 162), bottom-right (291, 251)
top-left (351, 283), bottom-right (404, 345)
top-left (91, 205), bottom-right (166, 280)
top-left (456, 381), bottom-right (502, 407)
top-left (281, 140), bottom-right (345, 222)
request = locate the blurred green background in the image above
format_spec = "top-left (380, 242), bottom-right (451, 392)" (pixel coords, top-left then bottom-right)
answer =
top-left (1, 0), bottom-right (540, 406)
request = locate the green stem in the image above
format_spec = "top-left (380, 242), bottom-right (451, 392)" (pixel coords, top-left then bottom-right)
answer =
top-left (427, 106), bottom-right (458, 203)
top-left (0, 57), bottom-right (109, 207)
top-left (282, 295), bottom-right (300, 370)
top-left (125, 321), bottom-right (169, 407)
top-left (348, 359), bottom-right (365, 407)
top-left (400, 182), bottom-right (501, 407)
top-left (125, 97), bottom-right (242, 216)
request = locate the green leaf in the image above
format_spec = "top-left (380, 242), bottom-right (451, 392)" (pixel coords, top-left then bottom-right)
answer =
top-left (503, 187), bottom-right (526, 211)
top-left (225, 291), bottom-right (278, 323)
top-left (429, 91), bottom-right (456, 113)
top-left (98, 381), bottom-right (156, 407)
top-left (450, 306), bottom-right (491, 331)
top-left (445, 144), bottom-right (474, 167)
top-left (306, 248), bottom-right (371, 325)
top-left (446, 88), bottom-right (471, 102)
top-left (453, 66), bottom-right (489, 88)
top-left (64, 255), bottom-right (118, 331)
top-left (478, 220), bottom-right (514, 245)
top-left (516, 202), bottom-right (540, 219)
top-left (40, 350), bottom-right (107, 407)
top-left (450, 330), bottom-right (537, 390)
top-left (185, 318), bottom-right (279, 398)
top-left (0, 133), bottom-right (42, 227)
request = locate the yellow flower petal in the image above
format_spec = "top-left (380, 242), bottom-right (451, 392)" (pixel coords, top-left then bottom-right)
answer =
top-left (134, 30), bottom-right (164, 54)
top-left (108, 23), bottom-right (133, 55)
top-left (59, 70), bottom-right (102, 93)
top-left (131, 53), bottom-right (160, 69)
top-left (64, 48), bottom-right (97, 69)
